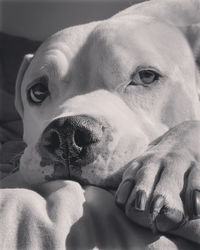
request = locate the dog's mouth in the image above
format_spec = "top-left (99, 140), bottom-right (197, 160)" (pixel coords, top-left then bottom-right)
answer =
top-left (36, 128), bottom-right (140, 189)
top-left (38, 151), bottom-right (126, 189)
top-left (22, 115), bottom-right (148, 188)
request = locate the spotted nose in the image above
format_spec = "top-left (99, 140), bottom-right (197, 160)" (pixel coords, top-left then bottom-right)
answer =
top-left (40, 115), bottom-right (106, 165)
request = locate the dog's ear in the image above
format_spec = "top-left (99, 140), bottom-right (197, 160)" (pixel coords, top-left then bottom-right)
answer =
top-left (181, 24), bottom-right (200, 99)
top-left (182, 24), bottom-right (200, 68)
top-left (15, 54), bottom-right (33, 117)
top-left (116, 0), bottom-right (200, 60)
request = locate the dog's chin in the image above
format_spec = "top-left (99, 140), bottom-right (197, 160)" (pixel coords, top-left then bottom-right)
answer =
top-left (68, 163), bottom-right (126, 189)
top-left (38, 153), bottom-right (127, 189)
top-left (70, 172), bottom-right (123, 190)
top-left (20, 146), bottom-right (128, 189)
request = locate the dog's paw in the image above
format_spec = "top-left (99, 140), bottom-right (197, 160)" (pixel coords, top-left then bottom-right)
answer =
top-left (115, 121), bottom-right (200, 233)
top-left (116, 153), bottom-right (187, 233)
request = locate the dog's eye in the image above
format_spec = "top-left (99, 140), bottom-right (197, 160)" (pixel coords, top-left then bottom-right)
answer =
top-left (27, 79), bottom-right (49, 104)
top-left (129, 69), bottom-right (161, 87)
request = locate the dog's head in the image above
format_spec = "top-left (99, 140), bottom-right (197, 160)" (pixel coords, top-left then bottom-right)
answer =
top-left (15, 0), bottom-right (200, 187)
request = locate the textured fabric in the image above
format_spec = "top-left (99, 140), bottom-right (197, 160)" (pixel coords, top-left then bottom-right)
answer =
top-left (0, 181), bottom-right (199, 250)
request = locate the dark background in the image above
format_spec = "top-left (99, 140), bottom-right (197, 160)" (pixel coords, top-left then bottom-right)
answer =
top-left (0, 0), bottom-right (146, 41)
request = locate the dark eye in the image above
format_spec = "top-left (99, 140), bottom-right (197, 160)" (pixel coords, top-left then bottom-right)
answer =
top-left (129, 69), bottom-right (161, 86)
top-left (27, 78), bottom-right (49, 104)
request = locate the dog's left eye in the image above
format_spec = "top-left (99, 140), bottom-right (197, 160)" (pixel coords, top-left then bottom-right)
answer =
top-left (27, 80), bottom-right (49, 104)
top-left (129, 69), bottom-right (161, 87)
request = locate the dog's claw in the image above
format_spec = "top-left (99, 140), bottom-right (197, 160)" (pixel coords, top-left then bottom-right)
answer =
top-left (133, 190), bottom-right (147, 211)
top-left (192, 190), bottom-right (200, 218)
top-left (155, 207), bottom-right (184, 232)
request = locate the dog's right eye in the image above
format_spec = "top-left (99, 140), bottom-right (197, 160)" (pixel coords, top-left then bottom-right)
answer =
top-left (27, 78), bottom-right (49, 104)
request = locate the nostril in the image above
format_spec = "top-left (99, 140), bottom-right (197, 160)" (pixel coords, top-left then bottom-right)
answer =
top-left (43, 129), bottom-right (61, 153)
top-left (74, 129), bottom-right (100, 148)
top-left (74, 129), bottom-right (90, 148)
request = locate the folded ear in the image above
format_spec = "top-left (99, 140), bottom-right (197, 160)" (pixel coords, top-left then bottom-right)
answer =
top-left (180, 23), bottom-right (200, 100)
top-left (115, 0), bottom-right (200, 58)
top-left (15, 54), bottom-right (33, 117)
top-left (182, 23), bottom-right (200, 67)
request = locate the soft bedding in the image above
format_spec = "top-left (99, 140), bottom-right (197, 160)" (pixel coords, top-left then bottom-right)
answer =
top-left (0, 33), bottom-right (200, 250)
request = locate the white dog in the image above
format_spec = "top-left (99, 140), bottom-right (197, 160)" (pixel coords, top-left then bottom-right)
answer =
top-left (2, 0), bottom-right (200, 247)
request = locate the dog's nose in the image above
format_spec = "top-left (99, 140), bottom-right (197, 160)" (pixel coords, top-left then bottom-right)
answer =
top-left (40, 115), bottom-right (105, 163)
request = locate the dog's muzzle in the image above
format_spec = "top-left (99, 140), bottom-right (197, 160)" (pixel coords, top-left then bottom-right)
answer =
top-left (38, 115), bottom-right (112, 174)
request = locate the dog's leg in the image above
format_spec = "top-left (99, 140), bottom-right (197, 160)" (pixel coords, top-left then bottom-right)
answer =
top-left (116, 120), bottom-right (200, 237)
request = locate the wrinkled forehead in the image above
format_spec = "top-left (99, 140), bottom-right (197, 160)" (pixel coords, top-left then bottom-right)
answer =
top-left (84, 16), bottom-right (193, 84)
top-left (22, 21), bottom-right (98, 83)
top-left (89, 16), bottom-right (190, 65)
top-left (22, 15), bottom-right (191, 87)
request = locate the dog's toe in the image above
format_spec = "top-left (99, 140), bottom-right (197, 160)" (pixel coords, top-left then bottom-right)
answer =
top-left (148, 157), bottom-right (187, 232)
top-left (150, 199), bottom-right (185, 233)
top-left (149, 194), bottom-right (185, 233)
top-left (117, 156), bottom-right (165, 227)
top-left (116, 160), bottom-right (141, 207)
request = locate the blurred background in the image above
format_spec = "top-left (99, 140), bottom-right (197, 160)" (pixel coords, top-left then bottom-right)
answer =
top-left (0, 0), bottom-right (146, 41)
